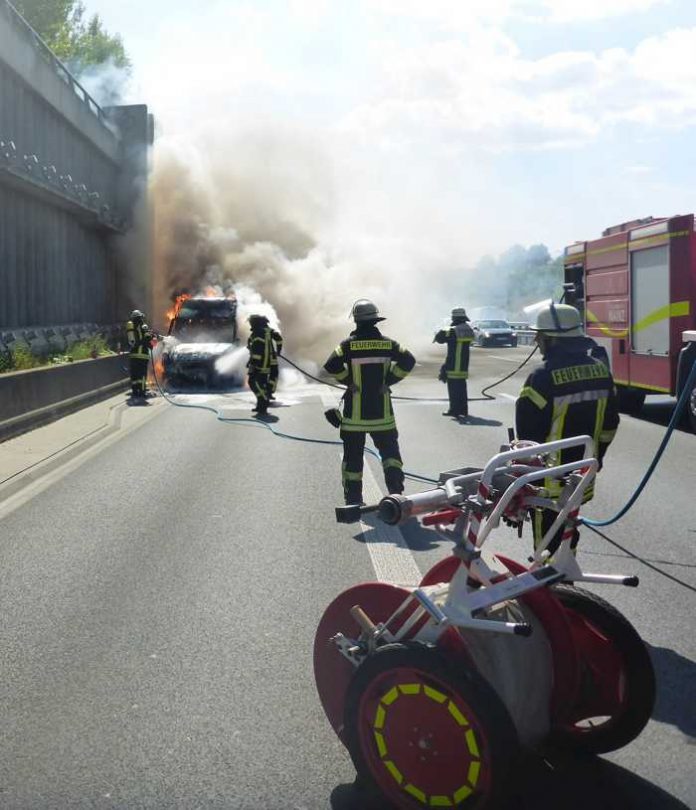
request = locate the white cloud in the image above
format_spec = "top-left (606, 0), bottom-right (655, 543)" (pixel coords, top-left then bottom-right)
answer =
top-left (339, 26), bottom-right (696, 152)
top-left (536, 0), bottom-right (669, 23)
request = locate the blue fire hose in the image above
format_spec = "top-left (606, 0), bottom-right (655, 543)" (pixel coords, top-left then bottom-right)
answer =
top-left (581, 359), bottom-right (696, 527)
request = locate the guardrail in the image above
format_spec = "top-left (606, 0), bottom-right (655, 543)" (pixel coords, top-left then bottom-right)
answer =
top-left (514, 330), bottom-right (536, 346)
top-left (1, 0), bottom-right (109, 126)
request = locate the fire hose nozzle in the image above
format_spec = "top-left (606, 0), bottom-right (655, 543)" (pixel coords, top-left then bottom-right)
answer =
top-left (378, 494), bottom-right (410, 525)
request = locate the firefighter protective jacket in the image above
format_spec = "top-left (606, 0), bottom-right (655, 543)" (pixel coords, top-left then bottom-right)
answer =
top-left (324, 326), bottom-right (416, 432)
top-left (126, 320), bottom-right (154, 359)
top-left (434, 322), bottom-right (475, 378)
top-left (247, 326), bottom-right (273, 373)
top-left (515, 341), bottom-right (620, 499)
top-left (269, 329), bottom-right (283, 368)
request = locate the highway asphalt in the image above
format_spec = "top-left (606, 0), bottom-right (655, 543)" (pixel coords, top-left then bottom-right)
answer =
top-left (0, 346), bottom-right (694, 809)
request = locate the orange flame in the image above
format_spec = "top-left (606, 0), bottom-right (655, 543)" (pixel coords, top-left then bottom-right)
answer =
top-left (165, 292), bottom-right (192, 322)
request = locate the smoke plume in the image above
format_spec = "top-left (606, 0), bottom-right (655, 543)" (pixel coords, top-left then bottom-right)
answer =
top-left (151, 127), bottom-right (455, 361)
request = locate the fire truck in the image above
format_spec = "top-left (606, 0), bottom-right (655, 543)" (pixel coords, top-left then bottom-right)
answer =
top-left (563, 214), bottom-right (696, 432)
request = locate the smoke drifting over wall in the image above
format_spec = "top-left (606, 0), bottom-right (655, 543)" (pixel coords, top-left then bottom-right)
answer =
top-left (151, 129), bottom-right (455, 360)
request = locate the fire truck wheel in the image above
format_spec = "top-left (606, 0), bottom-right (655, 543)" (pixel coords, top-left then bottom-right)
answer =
top-left (344, 642), bottom-right (520, 809)
top-left (549, 585), bottom-right (655, 754)
top-left (616, 386), bottom-right (646, 415)
top-left (688, 383), bottom-right (696, 433)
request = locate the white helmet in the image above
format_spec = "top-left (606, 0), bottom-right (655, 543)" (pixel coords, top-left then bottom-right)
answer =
top-left (532, 303), bottom-right (584, 337)
top-left (351, 299), bottom-right (385, 323)
top-left (130, 309), bottom-right (145, 321)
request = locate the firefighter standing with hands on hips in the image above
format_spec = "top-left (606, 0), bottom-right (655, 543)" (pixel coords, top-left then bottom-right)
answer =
top-left (434, 307), bottom-right (475, 420)
top-left (324, 300), bottom-right (416, 505)
top-left (515, 303), bottom-right (619, 556)
top-left (126, 310), bottom-right (156, 402)
top-left (247, 314), bottom-right (274, 416)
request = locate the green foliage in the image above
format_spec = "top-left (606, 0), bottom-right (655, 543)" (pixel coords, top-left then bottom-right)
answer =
top-left (9, 342), bottom-right (43, 371)
top-left (0, 336), bottom-right (114, 374)
top-left (472, 243), bottom-right (563, 318)
top-left (12, 0), bottom-right (130, 74)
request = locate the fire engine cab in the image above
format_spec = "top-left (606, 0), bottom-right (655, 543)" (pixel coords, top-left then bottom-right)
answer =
top-left (563, 214), bottom-right (696, 432)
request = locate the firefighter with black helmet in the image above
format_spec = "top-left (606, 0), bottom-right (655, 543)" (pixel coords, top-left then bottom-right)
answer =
top-left (323, 300), bottom-right (416, 505)
top-left (126, 310), bottom-right (155, 400)
top-left (516, 303), bottom-right (620, 556)
top-left (247, 314), bottom-right (273, 415)
top-left (434, 307), bottom-right (475, 419)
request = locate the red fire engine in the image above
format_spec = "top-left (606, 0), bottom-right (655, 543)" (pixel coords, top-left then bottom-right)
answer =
top-left (563, 214), bottom-right (696, 432)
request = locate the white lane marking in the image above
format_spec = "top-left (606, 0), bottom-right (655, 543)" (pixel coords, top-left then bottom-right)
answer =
top-left (0, 403), bottom-right (165, 520)
top-left (489, 355), bottom-right (523, 363)
top-left (349, 454), bottom-right (422, 586)
top-left (500, 393), bottom-right (517, 401)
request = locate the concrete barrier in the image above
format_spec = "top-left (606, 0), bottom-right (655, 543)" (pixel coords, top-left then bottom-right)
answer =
top-left (0, 354), bottom-right (128, 442)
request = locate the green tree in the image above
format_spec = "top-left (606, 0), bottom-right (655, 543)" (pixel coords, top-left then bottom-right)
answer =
top-left (12, 0), bottom-right (130, 73)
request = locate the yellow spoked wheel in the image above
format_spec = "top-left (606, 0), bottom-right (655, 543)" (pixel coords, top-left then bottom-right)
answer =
top-left (344, 643), bottom-right (520, 809)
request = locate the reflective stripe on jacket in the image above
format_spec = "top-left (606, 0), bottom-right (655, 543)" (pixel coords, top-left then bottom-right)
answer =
top-left (434, 323), bottom-right (474, 379)
top-left (515, 345), bottom-right (620, 500)
top-left (248, 327), bottom-right (272, 372)
top-left (126, 320), bottom-right (152, 359)
top-left (323, 326), bottom-right (416, 432)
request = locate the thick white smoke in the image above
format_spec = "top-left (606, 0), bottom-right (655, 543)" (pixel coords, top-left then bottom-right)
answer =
top-left (151, 127), bottom-right (460, 362)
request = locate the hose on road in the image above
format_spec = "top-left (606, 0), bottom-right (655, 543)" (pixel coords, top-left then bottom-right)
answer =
top-left (581, 358), bottom-right (696, 528)
top-left (149, 353), bottom-right (438, 485)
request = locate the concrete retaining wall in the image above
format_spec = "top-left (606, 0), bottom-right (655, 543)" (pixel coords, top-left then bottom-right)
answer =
top-left (0, 354), bottom-right (128, 442)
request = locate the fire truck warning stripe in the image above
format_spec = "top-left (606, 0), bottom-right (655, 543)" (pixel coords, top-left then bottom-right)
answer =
top-left (587, 300), bottom-right (690, 339)
top-left (565, 228), bottom-right (691, 262)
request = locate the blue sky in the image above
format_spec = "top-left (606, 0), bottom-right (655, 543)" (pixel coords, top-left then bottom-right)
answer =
top-left (85, 0), bottom-right (696, 262)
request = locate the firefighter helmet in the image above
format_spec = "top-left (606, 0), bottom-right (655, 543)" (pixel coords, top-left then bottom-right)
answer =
top-left (130, 309), bottom-right (145, 321)
top-left (351, 299), bottom-right (385, 323)
top-left (532, 303), bottom-right (584, 337)
top-left (451, 307), bottom-right (469, 322)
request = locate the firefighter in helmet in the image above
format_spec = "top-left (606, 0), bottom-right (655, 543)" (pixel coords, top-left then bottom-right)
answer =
top-left (126, 310), bottom-right (156, 400)
top-left (268, 326), bottom-right (283, 400)
top-left (324, 300), bottom-right (416, 505)
top-left (247, 314), bottom-right (273, 415)
top-left (434, 307), bottom-right (475, 419)
top-left (516, 303), bottom-right (620, 555)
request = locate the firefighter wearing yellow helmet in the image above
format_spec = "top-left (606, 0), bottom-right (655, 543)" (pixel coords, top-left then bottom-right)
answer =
top-left (323, 300), bottom-right (416, 505)
top-left (516, 303), bottom-right (620, 555)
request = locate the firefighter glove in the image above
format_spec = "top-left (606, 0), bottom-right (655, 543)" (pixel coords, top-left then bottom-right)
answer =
top-left (324, 408), bottom-right (342, 429)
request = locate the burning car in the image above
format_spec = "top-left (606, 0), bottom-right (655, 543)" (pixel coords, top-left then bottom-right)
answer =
top-left (160, 295), bottom-right (244, 389)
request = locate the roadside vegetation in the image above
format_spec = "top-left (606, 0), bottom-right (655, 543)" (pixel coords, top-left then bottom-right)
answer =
top-left (0, 336), bottom-right (115, 374)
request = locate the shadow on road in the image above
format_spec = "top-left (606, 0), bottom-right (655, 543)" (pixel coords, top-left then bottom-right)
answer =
top-left (329, 751), bottom-right (691, 809)
top-left (352, 515), bottom-right (440, 551)
top-left (649, 644), bottom-right (696, 741)
top-left (635, 398), bottom-right (693, 433)
top-left (455, 414), bottom-right (503, 427)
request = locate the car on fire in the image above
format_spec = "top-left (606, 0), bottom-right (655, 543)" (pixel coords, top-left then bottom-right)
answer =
top-left (160, 296), bottom-right (243, 390)
top-left (471, 319), bottom-right (518, 348)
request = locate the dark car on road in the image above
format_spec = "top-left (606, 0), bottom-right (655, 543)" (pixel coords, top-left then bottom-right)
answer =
top-left (472, 319), bottom-right (518, 347)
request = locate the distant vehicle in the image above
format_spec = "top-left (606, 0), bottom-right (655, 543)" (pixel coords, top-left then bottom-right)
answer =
top-left (563, 214), bottom-right (696, 431)
top-left (472, 319), bottom-right (518, 347)
top-left (161, 296), bottom-right (243, 389)
top-left (508, 321), bottom-right (530, 332)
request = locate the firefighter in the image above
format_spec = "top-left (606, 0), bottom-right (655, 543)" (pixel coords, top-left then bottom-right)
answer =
top-left (324, 300), bottom-right (416, 505)
top-left (434, 307), bottom-right (475, 419)
top-left (516, 303), bottom-right (620, 556)
top-left (247, 314), bottom-right (272, 415)
top-left (268, 326), bottom-right (283, 400)
top-left (126, 310), bottom-right (155, 400)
